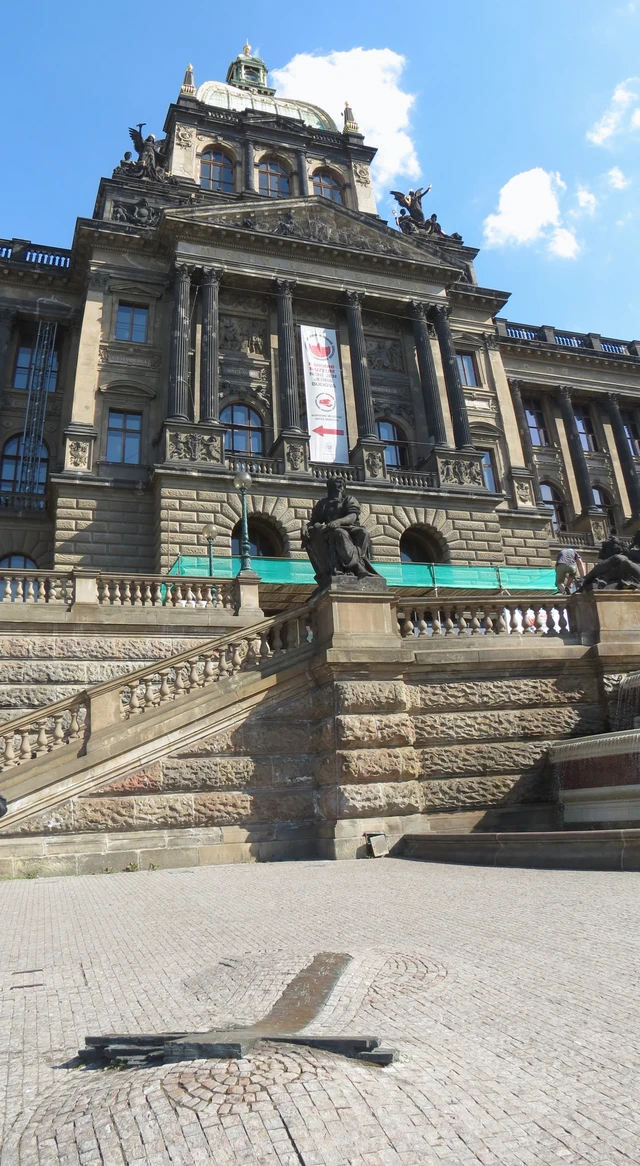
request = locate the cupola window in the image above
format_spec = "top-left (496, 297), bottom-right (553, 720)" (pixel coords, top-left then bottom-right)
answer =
top-left (200, 150), bottom-right (234, 193)
top-left (312, 171), bottom-right (344, 204)
top-left (258, 159), bottom-right (290, 199)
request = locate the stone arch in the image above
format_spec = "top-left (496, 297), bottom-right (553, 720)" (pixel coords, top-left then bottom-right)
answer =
top-left (364, 503), bottom-right (463, 563)
top-left (0, 526), bottom-right (53, 568)
top-left (214, 493), bottom-right (305, 556)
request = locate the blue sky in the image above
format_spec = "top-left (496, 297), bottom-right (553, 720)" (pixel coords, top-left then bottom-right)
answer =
top-left (1, 0), bottom-right (639, 338)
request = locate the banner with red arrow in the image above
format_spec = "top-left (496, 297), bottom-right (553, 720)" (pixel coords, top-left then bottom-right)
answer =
top-left (300, 325), bottom-right (349, 464)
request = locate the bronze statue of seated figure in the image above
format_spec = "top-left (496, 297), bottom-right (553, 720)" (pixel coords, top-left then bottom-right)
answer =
top-left (578, 532), bottom-right (640, 590)
top-left (302, 478), bottom-right (380, 588)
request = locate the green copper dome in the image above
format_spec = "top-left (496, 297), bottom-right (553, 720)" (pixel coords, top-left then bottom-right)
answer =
top-left (195, 45), bottom-right (337, 132)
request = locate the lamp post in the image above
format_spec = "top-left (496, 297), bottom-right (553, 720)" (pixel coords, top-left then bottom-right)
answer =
top-left (202, 521), bottom-right (218, 578)
top-left (233, 470), bottom-right (253, 573)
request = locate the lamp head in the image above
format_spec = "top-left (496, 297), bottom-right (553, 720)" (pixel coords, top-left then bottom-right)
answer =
top-left (202, 522), bottom-right (218, 540)
top-left (233, 470), bottom-right (252, 491)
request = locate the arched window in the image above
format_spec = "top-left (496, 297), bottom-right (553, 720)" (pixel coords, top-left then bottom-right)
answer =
top-left (592, 486), bottom-right (617, 533)
top-left (312, 171), bottom-right (344, 203)
top-left (540, 482), bottom-right (567, 534)
top-left (200, 149), bottom-right (234, 193)
top-left (400, 528), bottom-right (444, 564)
top-left (0, 435), bottom-right (48, 495)
top-left (231, 518), bottom-right (283, 558)
top-left (221, 404), bottom-right (264, 455)
top-left (258, 159), bottom-right (290, 198)
top-left (376, 419), bottom-right (408, 467)
top-left (0, 554), bottom-right (37, 569)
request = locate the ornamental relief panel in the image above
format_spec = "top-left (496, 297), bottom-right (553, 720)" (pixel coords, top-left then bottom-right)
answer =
top-left (362, 311), bottom-right (401, 334)
top-left (219, 315), bottom-right (266, 357)
top-left (99, 344), bottom-right (161, 372)
top-left (219, 292), bottom-right (268, 314)
top-left (365, 337), bottom-right (404, 373)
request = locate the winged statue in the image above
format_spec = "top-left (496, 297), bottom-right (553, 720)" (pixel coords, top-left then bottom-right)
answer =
top-left (391, 185), bottom-right (432, 226)
top-left (127, 125), bottom-right (167, 179)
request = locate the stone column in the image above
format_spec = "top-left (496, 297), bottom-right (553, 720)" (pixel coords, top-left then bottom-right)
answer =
top-left (0, 307), bottom-right (16, 386)
top-left (607, 392), bottom-right (640, 517)
top-left (558, 385), bottom-right (594, 513)
top-left (345, 291), bottom-right (376, 440)
top-left (168, 263), bottom-right (192, 421)
top-left (297, 150), bottom-right (310, 197)
top-left (245, 140), bottom-right (255, 192)
top-left (508, 378), bottom-right (543, 502)
top-left (200, 266), bottom-right (222, 423)
top-left (411, 302), bottom-right (447, 448)
top-left (431, 305), bottom-right (474, 449)
top-left (275, 279), bottom-right (301, 432)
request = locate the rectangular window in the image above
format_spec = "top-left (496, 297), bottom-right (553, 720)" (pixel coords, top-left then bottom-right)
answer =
top-left (12, 335), bottom-right (58, 392)
top-left (479, 449), bottom-right (497, 492)
top-left (523, 397), bottom-right (549, 447)
top-left (106, 410), bottom-right (142, 464)
top-left (573, 405), bottom-right (598, 452)
top-left (456, 353), bottom-right (478, 387)
top-left (115, 304), bottom-right (148, 344)
top-left (622, 411), bottom-right (640, 457)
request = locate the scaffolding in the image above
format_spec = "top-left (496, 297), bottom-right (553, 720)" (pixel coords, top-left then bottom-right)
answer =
top-left (16, 320), bottom-right (57, 496)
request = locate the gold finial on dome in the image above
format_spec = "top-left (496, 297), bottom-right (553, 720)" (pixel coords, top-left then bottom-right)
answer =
top-left (243, 40), bottom-right (252, 56)
top-left (343, 100), bottom-right (359, 135)
top-left (180, 63), bottom-right (196, 97)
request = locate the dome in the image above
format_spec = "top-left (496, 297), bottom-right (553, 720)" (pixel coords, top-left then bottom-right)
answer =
top-left (195, 78), bottom-right (337, 132)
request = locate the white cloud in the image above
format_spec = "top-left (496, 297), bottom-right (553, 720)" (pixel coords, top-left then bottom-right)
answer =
top-left (608, 165), bottom-right (631, 188)
top-left (587, 78), bottom-right (640, 145)
top-left (271, 48), bottom-right (419, 188)
top-left (483, 167), bottom-right (578, 258)
top-left (576, 187), bottom-right (597, 214)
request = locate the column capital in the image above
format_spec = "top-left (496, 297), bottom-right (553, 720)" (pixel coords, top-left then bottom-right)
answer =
top-left (508, 377), bottom-right (524, 393)
top-left (274, 278), bottom-right (296, 296)
top-left (606, 391), bottom-right (621, 409)
top-left (559, 384), bottom-right (574, 399)
top-left (410, 300), bottom-right (427, 321)
top-left (174, 261), bottom-right (194, 279)
top-left (430, 302), bottom-right (451, 321)
top-left (200, 266), bottom-right (223, 286)
top-left (345, 289), bottom-right (365, 308)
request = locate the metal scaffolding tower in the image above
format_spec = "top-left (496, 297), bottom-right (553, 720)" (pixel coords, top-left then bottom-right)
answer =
top-left (16, 321), bottom-right (57, 496)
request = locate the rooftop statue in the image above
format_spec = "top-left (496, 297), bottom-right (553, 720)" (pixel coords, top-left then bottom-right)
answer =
top-left (113, 124), bottom-right (170, 181)
top-left (302, 478), bottom-right (380, 588)
top-left (392, 188), bottom-right (464, 243)
top-left (577, 533), bottom-right (640, 590)
top-left (391, 186), bottom-right (432, 228)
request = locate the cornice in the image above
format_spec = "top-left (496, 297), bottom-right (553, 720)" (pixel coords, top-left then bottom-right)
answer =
top-left (498, 334), bottom-right (640, 372)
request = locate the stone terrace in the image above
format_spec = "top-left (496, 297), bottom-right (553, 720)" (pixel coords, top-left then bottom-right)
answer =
top-left (1, 859), bottom-right (639, 1165)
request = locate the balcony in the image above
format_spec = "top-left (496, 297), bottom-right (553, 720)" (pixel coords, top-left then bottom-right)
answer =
top-left (497, 318), bottom-right (638, 359)
top-left (0, 238), bottom-right (72, 274)
top-left (0, 492), bottom-right (47, 513)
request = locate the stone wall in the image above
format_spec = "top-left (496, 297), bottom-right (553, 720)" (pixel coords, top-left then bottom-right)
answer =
top-left (54, 484), bottom-right (155, 571)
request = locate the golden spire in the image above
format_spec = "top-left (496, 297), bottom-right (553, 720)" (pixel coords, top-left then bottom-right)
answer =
top-left (243, 40), bottom-right (252, 56)
top-left (180, 63), bottom-right (196, 96)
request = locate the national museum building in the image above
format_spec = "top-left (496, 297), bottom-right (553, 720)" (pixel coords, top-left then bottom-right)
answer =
top-left (2, 45), bottom-right (640, 589)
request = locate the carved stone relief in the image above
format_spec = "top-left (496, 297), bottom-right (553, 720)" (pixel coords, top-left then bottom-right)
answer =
top-left (286, 444), bottom-right (306, 471)
top-left (67, 440), bottom-right (90, 469)
top-left (365, 337), bottom-right (404, 373)
top-left (219, 292), bottom-right (267, 314)
top-left (361, 312), bottom-right (401, 334)
top-left (353, 162), bottom-right (371, 186)
top-left (220, 315), bottom-right (266, 356)
top-left (99, 345), bottom-right (161, 371)
top-left (365, 450), bottom-right (384, 478)
top-left (439, 459), bottom-right (484, 487)
top-left (112, 199), bottom-right (160, 228)
top-left (373, 396), bottom-right (414, 426)
top-left (168, 430), bottom-right (223, 463)
top-left (175, 126), bottom-right (195, 148)
top-left (515, 481), bottom-right (533, 504)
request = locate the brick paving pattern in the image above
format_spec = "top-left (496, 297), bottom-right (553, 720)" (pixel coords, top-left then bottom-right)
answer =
top-left (1, 858), bottom-right (639, 1164)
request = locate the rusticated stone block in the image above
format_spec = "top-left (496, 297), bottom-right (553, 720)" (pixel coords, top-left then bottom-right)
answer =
top-left (336, 714), bottom-right (416, 748)
top-left (419, 740), bottom-right (548, 779)
top-left (73, 797), bottom-right (137, 832)
top-left (407, 676), bottom-right (597, 712)
top-left (335, 681), bottom-right (409, 715)
top-left (98, 763), bottom-right (164, 795)
top-left (12, 803), bottom-right (75, 836)
top-left (133, 795), bottom-right (194, 829)
top-left (252, 790), bottom-right (314, 821)
top-left (192, 791), bottom-right (254, 825)
top-left (320, 747), bottom-right (420, 784)
top-left (421, 774), bottom-right (543, 808)
top-left (163, 756), bottom-right (258, 791)
top-left (413, 705), bottom-right (604, 745)
top-left (318, 780), bottom-right (422, 820)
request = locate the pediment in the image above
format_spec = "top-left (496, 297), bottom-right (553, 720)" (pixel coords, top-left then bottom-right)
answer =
top-left (163, 198), bottom-right (459, 271)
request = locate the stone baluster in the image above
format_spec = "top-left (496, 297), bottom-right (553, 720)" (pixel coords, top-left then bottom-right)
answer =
top-left (508, 378), bottom-right (543, 502)
top-left (168, 262), bottom-right (192, 421)
top-left (345, 291), bottom-right (377, 439)
top-left (431, 305), bottom-right (474, 450)
top-left (275, 280), bottom-right (302, 433)
top-left (558, 385), bottom-right (595, 514)
top-left (411, 302), bottom-right (448, 447)
top-left (200, 267), bottom-right (222, 423)
top-left (606, 392), bottom-right (640, 518)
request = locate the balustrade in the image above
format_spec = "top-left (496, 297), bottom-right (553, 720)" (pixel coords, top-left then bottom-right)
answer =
top-left (96, 576), bottom-right (234, 609)
top-left (226, 454), bottom-right (280, 476)
top-left (0, 570), bottom-right (73, 605)
top-left (387, 468), bottom-right (439, 489)
top-left (397, 596), bottom-right (571, 639)
top-left (0, 700), bottom-right (87, 773)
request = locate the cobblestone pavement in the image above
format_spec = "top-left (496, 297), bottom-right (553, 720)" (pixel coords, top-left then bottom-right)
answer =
top-left (1, 858), bottom-right (639, 1165)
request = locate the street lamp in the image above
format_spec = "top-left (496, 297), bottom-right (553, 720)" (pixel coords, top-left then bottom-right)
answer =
top-left (202, 521), bottom-right (218, 578)
top-left (233, 470), bottom-right (253, 574)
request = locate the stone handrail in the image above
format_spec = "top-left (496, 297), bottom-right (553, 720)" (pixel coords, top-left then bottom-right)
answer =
top-left (226, 454), bottom-right (281, 476)
top-left (388, 468), bottom-right (439, 489)
top-left (396, 594), bottom-right (571, 638)
top-left (0, 569), bottom-right (235, 609)
top-left (0, 603), bottom-right (314, 774)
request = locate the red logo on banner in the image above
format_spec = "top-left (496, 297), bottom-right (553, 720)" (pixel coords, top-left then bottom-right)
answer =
top-left (306, 332), bottom-right (335, 360)
top-left (316, 393), bottom-right (335, 410)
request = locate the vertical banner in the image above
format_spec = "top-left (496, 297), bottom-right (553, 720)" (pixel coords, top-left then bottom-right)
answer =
top-left (300, 326), bottom-right (349, 464)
